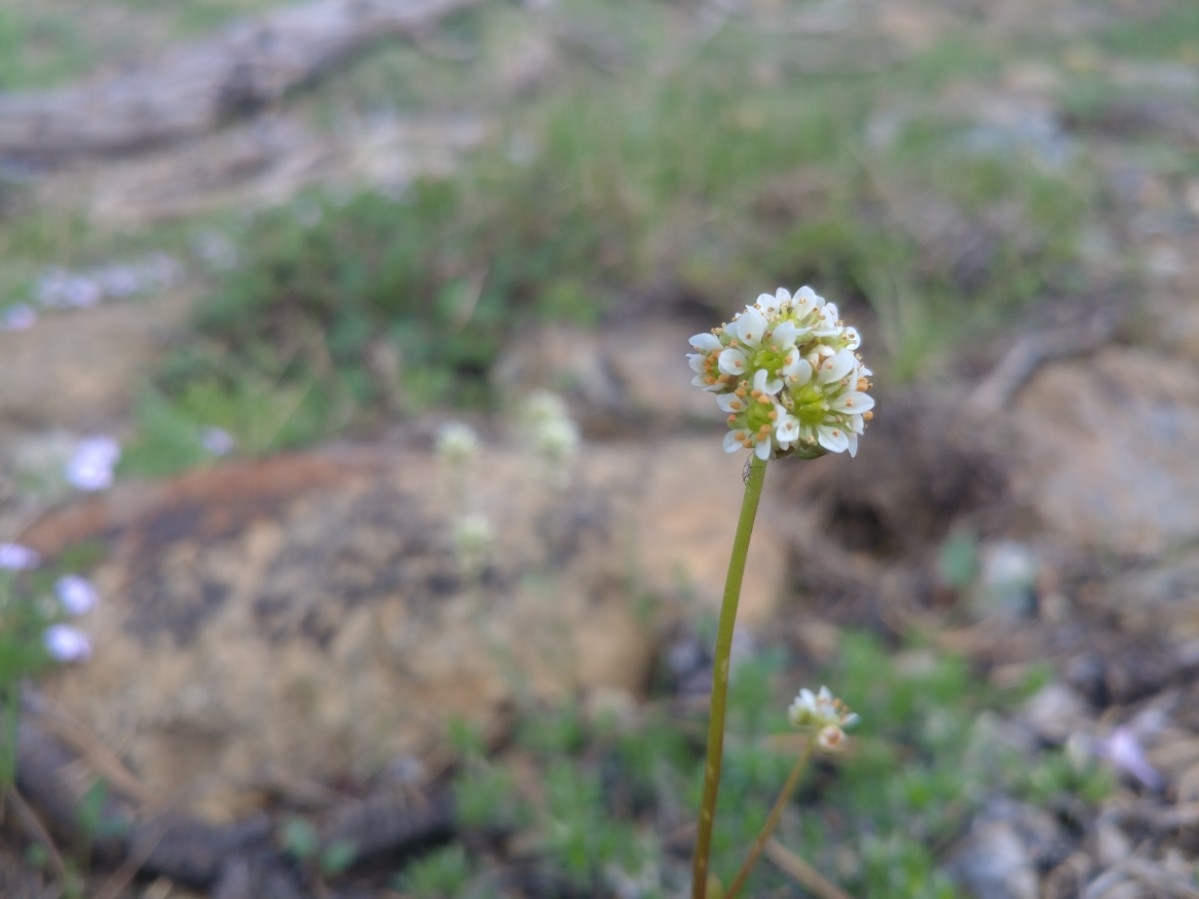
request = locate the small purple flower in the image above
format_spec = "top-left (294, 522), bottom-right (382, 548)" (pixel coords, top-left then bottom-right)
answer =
top-left (0, 304), bottom-right (37, 331)
top-left (66, 436), bottom-right (121, 491)
top-left (93, 265), bottom-right (141, 299)
top-left (56, 575), bottom-right (98, 615)
top-left (36, 270), bottom-right (102, 309)
top-left (0, 543), bottom-right (41, 570)
top-left (1096, 726), bottom-right (1165, 791)
top-left (199, 427), bottom-right (236, 456)
top-left (43, 624), bottom-right (92, 663)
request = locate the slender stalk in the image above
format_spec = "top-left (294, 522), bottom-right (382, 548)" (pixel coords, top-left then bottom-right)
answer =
top-left (724, 737), bottom-right (816, 899)
top-left (691, 454), bottom-right (769, 899)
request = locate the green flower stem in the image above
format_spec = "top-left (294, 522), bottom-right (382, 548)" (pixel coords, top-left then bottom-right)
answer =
top-left (691, 454), bottom-right (769, 899)
top-left (724, 737), bottom-right (816, 899)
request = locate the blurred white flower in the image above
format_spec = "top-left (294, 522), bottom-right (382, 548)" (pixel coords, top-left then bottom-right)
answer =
top-left (520, 390), bottom-right (571, 427)
top-left (43, 624), bottom-right (92, 663)
top-left (817, 725), bottom-right (849, 753)
top-left (66, 436), bottom-right (121, 491)
top-left (436, 421), bottom-right (480, 466)
top-left (452, 512), bottom-right (494, 576)
top-left (688, 286), bottom-right (873, 460)
top-left (0, 543), bottom-right (41, 570)
top-left (56, 575), bottom-right (98, 616)
top-left (788, 685), bottom-right (859, 753)
top-left (0, 304), bottom-right (37, 331)
top-left (531, 416), bottom-right (579, 464)
top-left (199, 426), bottom-right (236, 456)
top-left (1096, 725), bottom-right (1165, 791)
top-left (36, 269), bottom-right (101, 309)
top-left (518, 391), bottom-right (580, 484)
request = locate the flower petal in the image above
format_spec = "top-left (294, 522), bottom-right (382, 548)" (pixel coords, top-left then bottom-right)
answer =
top-left (775, 412), bottom-right (800, 444)
top-left (753, 367), bottom-right (783, 396)
top-left (723, 430), bottom-right (748, 454)
top-left (783, 355), bottom-right (812, 385)
top-left (770, 320), bottom-right (798, 350)
top-left (829, 391), bottom-right (874, 414)
top-left (817, 349), bottom-right (856, 385)
top-left (690, 333), bottom-right (722, 351)
top-left (732, 306), bottom-right (767, 348)
top-left (717, 393), bottom-right (746, 413)
top-left (817, 425), bottom-right (850, 454)
top-left (718, 347), bottom-right (750, 377)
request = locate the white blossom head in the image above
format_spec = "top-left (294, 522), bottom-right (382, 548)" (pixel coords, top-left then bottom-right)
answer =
top-left (451, 512), bottom-right (495, 577)
top-left (788, 685), bottom-right (859, 753)
top-left (688, 286), bottom-right (873, 461)
top-left (43, 624), bottom-right (92, 663)
top-left (517, 390), bottom-right (579, 485)
top-left (436, 421), bottom-right (481, 467)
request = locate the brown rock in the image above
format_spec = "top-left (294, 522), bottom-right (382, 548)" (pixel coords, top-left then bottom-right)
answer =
top-left (22, 437), bottom-right (786, 820)
top-left (1010, 348), bottom-right (1199, 555)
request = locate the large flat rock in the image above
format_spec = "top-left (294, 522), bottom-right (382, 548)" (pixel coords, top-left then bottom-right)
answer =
top-left (1011, 347), bottom-right (1199, 555)
top-left (21, 437), bottom-right (786, 820)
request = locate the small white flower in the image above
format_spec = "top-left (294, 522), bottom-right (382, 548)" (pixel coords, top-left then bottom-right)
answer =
top-left (436, 421), bottom-right (480, 466)
top-left (534, 417), bottom-right (580, 463)
top-left (520, 390), bottom-right (571, 427)
top-left (788, 685), bottom-right (859, 750)
top-left (56, 576), bottom-right (98, 616)
top-left (0, 543), bottom-right (41, 570)
top-left (688, 286), bottom-right (873, 461)
top-left (199, 427), bottom-right (236, 456)
top-left (452, 512), bottom-right (494, 576)
top-left (66, 435), bottom-right (121, 491)
top-left (817, 725), bottom-right (849, 753)
top-left (518, 391), bottom-right (580, 485)
top-left (0, 304), bottom-right (37, 331)
top-left (44, 624), bottom-right (92, 663)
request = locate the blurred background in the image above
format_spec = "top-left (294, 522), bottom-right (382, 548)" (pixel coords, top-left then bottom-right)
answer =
top-left (1, 0), bottom-right (1198, 896)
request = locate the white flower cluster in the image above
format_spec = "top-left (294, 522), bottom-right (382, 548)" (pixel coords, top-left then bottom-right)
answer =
top-left (518, 391), bottom-right (579, 487)
top-left (436, 421), bottom-right (481, 467)
top-left (452, 512), bottom-right (495, 577)
top-left (788, 685), bottom-right (859, 753)
top-left (688, 286), bottom-right (874, 461)
top-left (520, 391), bottom-right (579, 463)
top-left (436, 422), bottom-right (494, 578)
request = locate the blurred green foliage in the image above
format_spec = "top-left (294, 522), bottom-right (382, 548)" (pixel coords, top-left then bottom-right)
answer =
top-left (142, 0), bottom-right (1102, 448)
top-left (428, 631), bottom-right (1109, 897)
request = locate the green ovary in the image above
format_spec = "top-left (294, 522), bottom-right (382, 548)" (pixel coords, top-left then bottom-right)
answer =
top-left (790, 384), bottom-right (829, 427)
top-left (751, 347), bottom-right (785, 374)
top-left (745, 399), bottom-right (775, 433)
